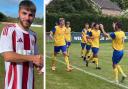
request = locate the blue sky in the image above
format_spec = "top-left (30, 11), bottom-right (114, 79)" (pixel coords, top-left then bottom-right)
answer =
top-left (0, 0), bottom-right (44, 18)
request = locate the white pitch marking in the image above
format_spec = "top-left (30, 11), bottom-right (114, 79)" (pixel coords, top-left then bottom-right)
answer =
top-left (46, 55), bottom-right (128, 89)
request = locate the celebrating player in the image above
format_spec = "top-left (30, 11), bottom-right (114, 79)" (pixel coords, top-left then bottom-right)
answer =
top-left (80, 23), bottom-right (88, 58)
top-left (50, 18), bottom-right (73, 72)
top-left (100, 22), bottom-right (127, 83)
top-left (83, 23), bottom-right (92, 63)
top-left (86, 23), bottom-right (101, 69)
top-left (65, 21), bottom-right (72, 55)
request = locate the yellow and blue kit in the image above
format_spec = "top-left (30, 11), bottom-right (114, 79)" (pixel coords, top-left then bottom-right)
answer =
top-left (109, 31), bottom-right (125, 64)
top-left (65, 27), bottom-right (71, 47)
top-left (81, 28), bottom-right (87, 49)
top-left (88, 29), bottom-right (101, 55)
top-left (86, 28), bottom-right (92, 51)
top-left (51, 26), bottom-right (67, 53)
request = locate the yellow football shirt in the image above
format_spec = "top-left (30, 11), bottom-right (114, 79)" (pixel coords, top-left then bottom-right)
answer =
top-left (52, 26), bottom-right (66, 46)
top-left (110, 31), bottom-right (125, 50)
top-left (81, 28), bottom-right (87, 43)
top-left (86, 28), bottom-right (92, 45)
top-left (65, 27), bottom-right (71, 42)
top-left (90, 29), bottom-right (101, 48)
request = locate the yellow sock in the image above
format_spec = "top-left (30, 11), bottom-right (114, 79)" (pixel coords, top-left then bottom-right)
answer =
top-left (85, 50), bottom-right (88, 57)
top-left (113, 67), bottom-right (118, 81)
top-left (67, 47), bottom-right (70, 55)
top-left (81, 49), bottom-right (84, 57)
top-left (64, 56), bottom-right (70, 68)
top-left (88, 55), bottom-right (93, 61)
top-left (88, 51), bottom-right (92, 57)
top-left (93, 58), bottom-right (99, 67)
top-left (52, 56), bottom-right (56, 66)
top-left (117, 65), bottom-right (126, 77)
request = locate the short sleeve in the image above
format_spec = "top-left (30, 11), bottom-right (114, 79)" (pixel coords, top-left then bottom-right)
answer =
top-left (109, 32), bottom-right (116, 39)
top-left (0, 26), bottom-right (14, 53)
top-left (87, 31), bottom-right (90, 36)
top-left (88, 32), bottom-right (92, 36)
top-left (51, 27), bottom-right (56, 33)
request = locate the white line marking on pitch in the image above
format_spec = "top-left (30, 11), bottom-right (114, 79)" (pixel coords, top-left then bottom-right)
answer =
top-left (46, 55), bottom-right (128, 89)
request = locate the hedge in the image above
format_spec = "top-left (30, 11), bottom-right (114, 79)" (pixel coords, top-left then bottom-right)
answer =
top-left (46, 13), bottom-right (128, 32)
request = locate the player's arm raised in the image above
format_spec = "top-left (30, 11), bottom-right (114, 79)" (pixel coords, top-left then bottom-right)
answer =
top-left (100, 24), bottom-right (109, 37)
top-left (49, 31), bottom-right (54, 40)
top-left (50, 27), bottom-right (56, 40)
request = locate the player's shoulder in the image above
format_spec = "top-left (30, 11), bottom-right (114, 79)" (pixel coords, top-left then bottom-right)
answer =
top-left (3, 23), bottom-right (16, 30)
top-left (82, 28), bottom-right (86, 32)
top-left (120, 31), bottom-right (125, 36)
top-left (90, 29), bottom-right (94, 32)
top-left (29, 29), bottom-right (37, 36)
top-left (29, 29), bottom-right (36, 34)
top-left (2, 23), bottom-right (16, 35)
top-left (68, 27), bottom-right (71, 31)
top-left (120, 31), bottom-right (125, 34)
top-left (55, 25), bottom-right (59, 29)
top-left (98, 29), bottom-right (101, 33)
top-left (115, 31), bottom-right (124, 35)
top-left (88, 28), bottom-right (91, 31)
top-left (4, 23), bottom-right (16, 27)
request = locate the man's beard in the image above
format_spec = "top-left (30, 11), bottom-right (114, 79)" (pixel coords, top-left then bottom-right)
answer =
top-left (19, 19), bottom-right (32, 29)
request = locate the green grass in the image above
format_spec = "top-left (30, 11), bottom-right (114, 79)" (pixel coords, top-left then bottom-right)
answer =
top-left (0, 24), bottom-right (43, 89)
top-left (46, 42), bottom-right (128, 89)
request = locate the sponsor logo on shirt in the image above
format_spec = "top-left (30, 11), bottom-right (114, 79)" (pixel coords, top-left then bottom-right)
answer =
top-left (17, 38), bottom-right (23, 42)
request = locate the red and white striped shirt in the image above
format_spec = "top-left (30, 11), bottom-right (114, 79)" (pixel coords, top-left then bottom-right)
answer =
top-left (0, 23), bottom-right (38, 89)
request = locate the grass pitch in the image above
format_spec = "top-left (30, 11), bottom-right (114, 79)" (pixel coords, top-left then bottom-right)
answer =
top-left (46, 42), bottom-right (128, 89)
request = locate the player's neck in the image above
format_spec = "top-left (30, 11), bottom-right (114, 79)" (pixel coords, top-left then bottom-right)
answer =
top-left (85, 27), bottom-right (88, 30)
top-left (59, 25), bottom-right (64, 28)
top-left (95, 29), bottom-right (99, 31)
top-left (116, 29), bottom-right (121, 31)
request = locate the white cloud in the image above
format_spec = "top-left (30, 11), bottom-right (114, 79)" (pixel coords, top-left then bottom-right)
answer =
top-left (45, 0), bottom-right (52, 5)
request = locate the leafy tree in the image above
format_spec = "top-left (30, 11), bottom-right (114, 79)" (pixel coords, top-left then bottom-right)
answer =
top-left (46, 0), bottom-right (100, 14)
top-left (0, 12), bottom-right (7, 21)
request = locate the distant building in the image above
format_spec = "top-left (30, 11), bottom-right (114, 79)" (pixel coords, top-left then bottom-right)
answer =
top-left (92, 0), bottom-right (122, 16)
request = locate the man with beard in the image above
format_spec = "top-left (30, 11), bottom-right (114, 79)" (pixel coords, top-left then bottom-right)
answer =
top-left (0, 1), bottom-right (43, 89)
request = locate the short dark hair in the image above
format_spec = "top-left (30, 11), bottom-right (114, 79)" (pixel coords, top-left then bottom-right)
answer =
top-left (116, 22), bottom-right (122, 29)
top-left (93, 23), bottom-right (98, 27)
top-left (19, 0), bottom-right (36, 13)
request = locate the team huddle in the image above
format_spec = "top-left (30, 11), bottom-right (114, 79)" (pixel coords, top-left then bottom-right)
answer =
top-left (50, 17), bottom-right (127, 84)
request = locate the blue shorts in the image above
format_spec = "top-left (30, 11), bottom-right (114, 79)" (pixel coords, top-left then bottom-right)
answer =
top-left (66, 42), bottom-right (71, 47)
top-left (86, 45), bottom-right (91, 50)
top-left (54, 45), bottom-right (67, 53)
top-left (92, 47), bottom-right (99, 55)
top-left (81, 43), bottom-right (86, 49)
top-left (112, 50), bottom-right (124, 65)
